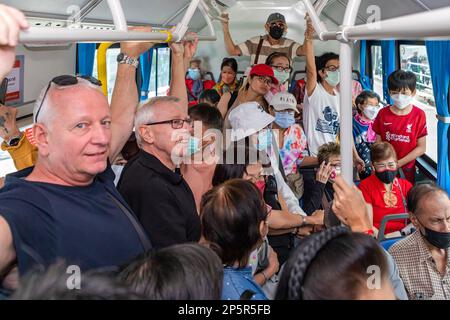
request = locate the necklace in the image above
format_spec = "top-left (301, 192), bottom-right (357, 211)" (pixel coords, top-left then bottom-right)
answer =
top-left (383, 183), bottom-right (397, 208)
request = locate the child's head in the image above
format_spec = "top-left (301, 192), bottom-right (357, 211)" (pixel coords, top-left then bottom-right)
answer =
top-left (355, 90), bottom-right (381, 120)
top-left (388, 70), bottom-right (417, 110)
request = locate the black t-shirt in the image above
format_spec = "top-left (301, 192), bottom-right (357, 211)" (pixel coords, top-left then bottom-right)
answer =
top-left (0, 165), bottom-right (146, 276)
top-left (118, 150), bottom-right (201, 249)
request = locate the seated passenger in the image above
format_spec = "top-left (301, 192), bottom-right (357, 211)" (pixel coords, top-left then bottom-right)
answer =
top-left (213, 57), bottom-right (239, 96)
top-left (181, 103), bottom-right (223, 212)
top-left (389, 183), bottom-right (450, 300)
top-left (198, 89), bottom-right (221, 107)
top-left (352, 90), bottom-right (381, 180)
top-left (359, 142), bottom-right (413, 236)
top-left (373, 70), bottom-right (427, 183)
top-left (119, 243), bottom-right (223, 300)
top-left (0, 14), bottom-right (154, 287)
top-left (117, 96), bottom-right (201, 249)
top-left (186, 58), bottom-right (215, 106)
top-left (276, 226), bottom-right (396, 300)
top-left (302, 142), bottom-right (340, 215)
top-left (265, 52), bottom-right (292, 102)
top-left (201, 179), bottom-right (270, 300)
top-left (267, 92), bottom-right (317, 198)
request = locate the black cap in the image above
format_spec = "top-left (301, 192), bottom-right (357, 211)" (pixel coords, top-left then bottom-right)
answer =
top-left (266, 12), bottom-right (286, 25)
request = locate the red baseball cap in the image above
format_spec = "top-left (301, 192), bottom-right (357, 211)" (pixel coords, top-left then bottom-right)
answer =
top-left (249, 64), bottom-right (279, 86)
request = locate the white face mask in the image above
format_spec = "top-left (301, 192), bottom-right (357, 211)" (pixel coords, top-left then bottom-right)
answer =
top-left (363, 105), bottom-right (379, 120)
top-left (391, 94), bottom-right (413, 109)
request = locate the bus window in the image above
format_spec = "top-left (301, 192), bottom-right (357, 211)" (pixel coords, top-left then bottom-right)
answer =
top-left (148, 47), bottom-right (171, 97)
top-left (92, 46), bottom-right (121, 103)
top-left (399, 43), bottom-right (437, 163)
top-left (370, 45), bottom-right (383, 100)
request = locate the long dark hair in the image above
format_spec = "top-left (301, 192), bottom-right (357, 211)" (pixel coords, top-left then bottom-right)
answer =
top-left (276, 226), bottom-right (389, 300)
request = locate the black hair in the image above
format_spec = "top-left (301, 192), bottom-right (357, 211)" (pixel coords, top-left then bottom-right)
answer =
top-left (355, 90), bottom-right (381, 113)
top-left (11, 262), bottom-right (144, 300)
top-left (316, 52), bottom-right (340, 83)
top-left (188, 102), bottom-right (224, 131)
top-left (407, 183), bottom-right (448, 215)
top-left (221, 57), bottom-right (238, 73)
top-left (265, 52), bottom-right (291, 67)
top-left (198, 89), bottom-right (221, 107)
top-left (212, 143), bottom-right (268, 186)
top-left (387, 70), bottom-right (417, 93)
top-left (276, 226), bottom-right (389, 300)
top-left (119, 243), bottom-right (223, 300)
top-left (200, 179), bottom-right (267, 268)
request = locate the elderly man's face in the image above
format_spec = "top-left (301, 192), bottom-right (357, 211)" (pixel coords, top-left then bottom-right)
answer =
top-left (145, 101), bottom-right (190, 159)
top-left (43, 86), bottom-right (111, 181)
top-left (412, 192), bottom-right (450, 233)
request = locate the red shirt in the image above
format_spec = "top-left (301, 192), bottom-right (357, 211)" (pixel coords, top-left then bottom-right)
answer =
top-left (373, 105), bottom-right (427, 183)
top-left (359, 174), bottom-right (413, 234)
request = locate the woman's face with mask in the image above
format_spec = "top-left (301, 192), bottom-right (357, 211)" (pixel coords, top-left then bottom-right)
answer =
top-left (270, 56), bottom-right (291, 86)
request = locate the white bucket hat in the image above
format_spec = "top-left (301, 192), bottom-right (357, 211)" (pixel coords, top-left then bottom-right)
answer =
top-left (228, 102), bottom-right (275, 141)
top-left (270, 92), bottom-right (299, 113)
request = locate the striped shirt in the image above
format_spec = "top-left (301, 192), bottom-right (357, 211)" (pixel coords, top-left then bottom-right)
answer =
top-left (238, 35), bottom-right (301, 65)
top-left (389, 230), bottom-right (450, 300)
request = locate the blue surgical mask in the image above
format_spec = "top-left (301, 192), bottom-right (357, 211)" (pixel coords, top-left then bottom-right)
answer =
top-left (325, 70), bottom-right (340, 87)
top-left (188, 68), bottom-right (201, 81)
top-left (273, 69), bottom-right (290, 84)
top-left (391, 94), bottom-right (413, 110)
top-left (257, 129), bottom-right (273, 151)
top-left (187, 136), bottom-right (201, 156)
top-left (274, 111), bottom-right (295, 128)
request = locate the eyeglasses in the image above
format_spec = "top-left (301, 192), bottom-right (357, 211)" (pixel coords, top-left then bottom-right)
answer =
top-left (254, 75), bottom-right (273, 86)
top-left (323, 65), bottom-right (339, 72)
top-left (373, 161), bottom-right (397, 170)
top-left (145, 118), bottom-right (192, 129)
top-left (35, 75), bottom-right (102, 122)
top-left (271, 65), bottom-right (292, 73)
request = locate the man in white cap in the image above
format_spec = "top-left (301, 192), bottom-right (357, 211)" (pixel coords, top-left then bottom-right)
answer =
top-left (221, 12), bottom-right (308, 65)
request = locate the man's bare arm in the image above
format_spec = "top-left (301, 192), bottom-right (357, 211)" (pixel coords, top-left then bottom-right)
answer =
top-left (0, 216), bottom-right (16, 276)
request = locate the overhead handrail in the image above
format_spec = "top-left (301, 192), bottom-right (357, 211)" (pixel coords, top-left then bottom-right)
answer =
top-left (19, 0), bottom-right (217, 44)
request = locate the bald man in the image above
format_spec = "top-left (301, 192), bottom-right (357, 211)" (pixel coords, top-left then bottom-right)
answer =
top-left (0, 6), bottom-right (154, 286)
top-left (118, 96), bottom-right (201, 249)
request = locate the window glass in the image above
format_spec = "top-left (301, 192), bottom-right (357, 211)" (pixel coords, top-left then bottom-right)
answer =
top-left (400, 44), bottom-right (437, 162)
top-left (371, 45), bottom-right (383, 99)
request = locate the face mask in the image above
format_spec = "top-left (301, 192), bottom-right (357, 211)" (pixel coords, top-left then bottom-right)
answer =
top-left (363, 105), bottom-right (379, 120)
top-left (324, 70), bottom-right (340, 87)
top-left (273, 69), bottom-right (290, 84)
top-left (391, 94), bottom-right (413, 109)
top-left (274, 111), bottom-right (295, 128)
top-left (269, 25), bottom-right (284, 40)
top-left (188, 68), bottom-right (201, 81)
top-left (187, 136), bottom-right (201, 156)
top-left (417, 218), bottom-right (450, 249)
top-left (375, 169), bottom-right (397, 184)
top-left (329, 166), bottom-right (341, 183)
top-left (257, 129), bottom-right (273, 151)
top-left (254, 180), bottom-right (266, 195)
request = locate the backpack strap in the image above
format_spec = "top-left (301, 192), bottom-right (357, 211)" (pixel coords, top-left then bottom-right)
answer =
top-left (253, 36), bottom-right (264, 65)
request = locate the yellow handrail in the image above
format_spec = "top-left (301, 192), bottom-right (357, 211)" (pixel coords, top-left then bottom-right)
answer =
top-left (97, 42), bottom-right (113, 96)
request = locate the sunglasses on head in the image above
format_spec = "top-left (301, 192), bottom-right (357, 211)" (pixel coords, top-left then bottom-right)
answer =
top-left (34, 75), bottom-right (102, 123)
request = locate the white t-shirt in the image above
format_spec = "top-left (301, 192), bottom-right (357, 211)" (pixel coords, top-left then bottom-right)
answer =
top-left (303, 83), bottom-right (340, 156)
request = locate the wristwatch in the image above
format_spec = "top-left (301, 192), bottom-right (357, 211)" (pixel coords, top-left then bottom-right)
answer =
top-left (116, 53), bottom-right (139, 68)
top-left (6, 133), bottom-right (22, 147)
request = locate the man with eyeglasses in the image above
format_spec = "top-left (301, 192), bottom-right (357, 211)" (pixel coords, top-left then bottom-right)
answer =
top-left (221, 12), bottom-right (310, 65)
top-left (0, 4), bottom-right (155, 291)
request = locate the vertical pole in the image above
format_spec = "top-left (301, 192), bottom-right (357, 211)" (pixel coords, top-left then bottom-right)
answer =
top-left (106, 0), bottom-right (128, 31)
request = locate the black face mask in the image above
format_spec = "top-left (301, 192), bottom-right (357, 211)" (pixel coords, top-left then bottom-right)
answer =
top-left (269, 25), bottom-right (284, 40)
top-left (375, 169), bottom-right (397, 184)
top-left (419, 224), bottom-right (450, 249)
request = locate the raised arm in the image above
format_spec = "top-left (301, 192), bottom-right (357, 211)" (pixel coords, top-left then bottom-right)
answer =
top-left (109, 27), bottom-right (154, 162)
top-left (295, 17), bottom-right (314, 57)
top-left (304, 18), bottom-right (317, 98)
top-left (221, 13), bottom-right (242, 56)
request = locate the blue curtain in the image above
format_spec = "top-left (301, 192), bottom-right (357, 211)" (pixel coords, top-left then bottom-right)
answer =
top-left (426, 41), bottom-right (450, 193)
top-left (359, 40), bottom-right (372, 90)
top-left (76, 43), bottom-right (96, 76)
top-left (140, 49), bottom-right (153, 101)
top-left (381, 40), bottom-right (396, 104)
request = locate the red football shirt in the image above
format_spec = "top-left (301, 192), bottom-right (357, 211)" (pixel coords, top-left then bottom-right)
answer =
top-left (359, 174), bottom-right (413, 234)
top-left (373, 105), bottom-right (427, 183)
